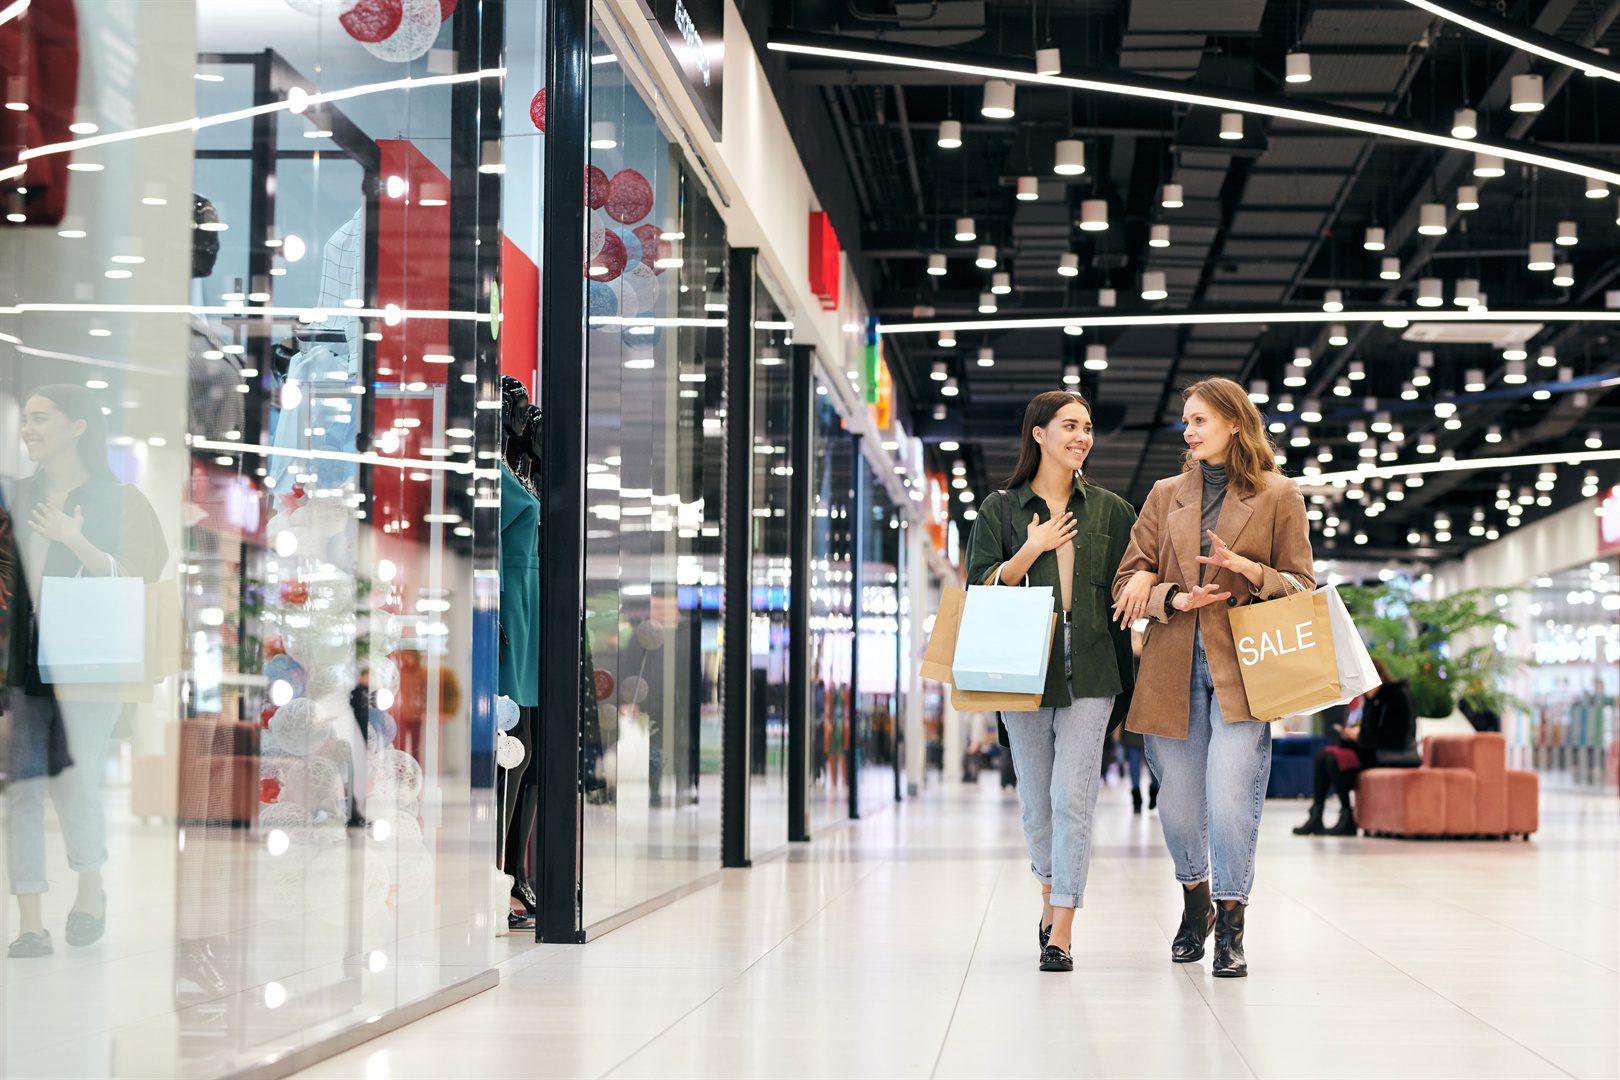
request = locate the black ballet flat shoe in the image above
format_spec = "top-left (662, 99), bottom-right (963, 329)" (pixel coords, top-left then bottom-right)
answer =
top-left (1213, 903), bottom-right (1247, 978)
top-left (1171, 881), bottom-right (1215, 964)
top-left (1039, 944), bottom-right (1073, 972)
top-left (7, 930), bottom-right (52, 959)
top-left (1038, 918), bottom-right (1052, 948)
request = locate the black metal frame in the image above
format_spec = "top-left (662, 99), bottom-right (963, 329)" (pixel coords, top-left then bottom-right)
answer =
top-left (721, 246), bottom-right (758, 868)
top-left (536, 0), bottom-right (590, 943)
top-left (786, 344), bottom-right (814, 843)
top-left (847, 433), bottom-right (863, 820)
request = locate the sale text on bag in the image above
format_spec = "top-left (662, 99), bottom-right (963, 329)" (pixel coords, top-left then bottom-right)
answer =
top-left (1236, 621), bottom-right (1317, 667)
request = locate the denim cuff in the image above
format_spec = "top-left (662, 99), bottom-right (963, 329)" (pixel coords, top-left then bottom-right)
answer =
top-left (1048, 892), bottom-right (1081, 909)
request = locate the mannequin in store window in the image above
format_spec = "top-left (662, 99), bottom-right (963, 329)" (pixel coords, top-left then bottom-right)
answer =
top-left (188, 194), bottom-right (245, 442)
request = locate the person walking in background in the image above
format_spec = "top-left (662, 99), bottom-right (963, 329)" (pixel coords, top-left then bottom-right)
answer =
top-left (5, 385), bottom-right (167, 959)
top-left (1111, 377), bottom-right (1315, 979)
top-left (1295, 657), bottom-right (1419, 836)
top-left (964, 390), bottom-right (1137, 973)
top-left (1121, 628), bottom-right (1159, 814)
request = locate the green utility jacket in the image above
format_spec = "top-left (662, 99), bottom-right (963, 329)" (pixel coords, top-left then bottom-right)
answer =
top-left (964, 477), bottom-right (1137, 725)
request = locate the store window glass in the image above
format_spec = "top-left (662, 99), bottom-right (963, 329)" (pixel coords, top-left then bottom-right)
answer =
top-left (857, 459), bottom-right (903, 815)
top-left (1, 2), bottom-right (498, 1076)
top-left (1516, 561), bottom-right (1619, 789)
top-left (808, 388), bottom-right (852, 830)
top-left (581, 15), bottom-right (728, 925)
top-left (749, 284), bottom-right (793, 857)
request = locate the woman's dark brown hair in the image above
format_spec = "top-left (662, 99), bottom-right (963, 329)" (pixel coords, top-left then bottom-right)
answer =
top-left (1002, 390), bottom-right (1092, 490)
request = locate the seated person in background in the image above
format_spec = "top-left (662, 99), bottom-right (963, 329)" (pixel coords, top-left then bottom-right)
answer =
top-left (1458, 690), bottom-right (1501, 733)
top-left (1294, 657), bottom-right (1418, 836)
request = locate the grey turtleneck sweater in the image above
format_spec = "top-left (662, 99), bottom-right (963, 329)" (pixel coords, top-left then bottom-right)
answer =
top-left (1199, 461), bottom-right (1228, 583)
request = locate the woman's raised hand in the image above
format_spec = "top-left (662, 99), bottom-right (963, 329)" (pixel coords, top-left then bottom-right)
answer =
top-left (1171, 583), bottom-right (1232, 613)
top-left (1023, 511), bottom-right (1078, 554)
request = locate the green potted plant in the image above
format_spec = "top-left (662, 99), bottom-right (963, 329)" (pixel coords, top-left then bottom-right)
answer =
top-left (1337, 581), bottom-right (1526, 718)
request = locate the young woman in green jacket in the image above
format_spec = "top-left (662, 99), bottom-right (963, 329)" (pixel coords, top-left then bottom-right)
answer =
top-left (964, 390), bottom-right (1137, 972)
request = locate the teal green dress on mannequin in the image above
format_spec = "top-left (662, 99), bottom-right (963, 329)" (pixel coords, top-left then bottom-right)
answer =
top-left (499, 466), bottom-right (541, 706)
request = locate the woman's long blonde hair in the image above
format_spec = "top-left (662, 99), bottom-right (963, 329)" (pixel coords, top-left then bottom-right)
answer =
top-left (1180, 377), bottom-right (1279, 496)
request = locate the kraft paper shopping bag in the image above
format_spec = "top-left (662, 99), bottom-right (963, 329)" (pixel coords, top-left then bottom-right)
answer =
top-left (1227, 585), bottom-right (1341, 721)
top-left (921, 587), bottom-right (966, 685)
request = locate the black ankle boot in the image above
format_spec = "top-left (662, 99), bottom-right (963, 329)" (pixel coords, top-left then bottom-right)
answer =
top-left (1213, 903), bottom-right (1247, 978)
top-left (1131, 788), bottom-right (1143, 814)
top-left (1325, 805), bottom-right (1357, 835)
top-left (1171, 882), bottom-right (1215, 963)
top-left (1148, 782), bottom-right (1159, 810)
top-left (1293, 805), bottom-right (1326, 835)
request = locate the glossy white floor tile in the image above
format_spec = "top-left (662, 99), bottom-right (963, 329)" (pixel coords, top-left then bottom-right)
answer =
top-left (293, 777), bottom-right (1620, 1080)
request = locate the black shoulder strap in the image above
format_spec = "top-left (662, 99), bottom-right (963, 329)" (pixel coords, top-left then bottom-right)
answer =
top-left (999, 489), bottom-right (1016, 558)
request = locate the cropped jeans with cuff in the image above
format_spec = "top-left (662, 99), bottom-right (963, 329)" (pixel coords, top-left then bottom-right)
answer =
top-left (999, 696), bottom-right (1114, 909)
top-left (1144, 626), bottom-right (1272, 905)
top-left (6, 690), bottom-right (120, 897)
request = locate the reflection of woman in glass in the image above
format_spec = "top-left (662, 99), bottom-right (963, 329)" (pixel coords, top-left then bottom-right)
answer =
top-left (5, 385), bottom-right (166, 958)
top-left (964, 390), bottom-right (1139, 973)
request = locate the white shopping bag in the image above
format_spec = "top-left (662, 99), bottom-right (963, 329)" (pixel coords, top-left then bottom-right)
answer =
top-left (1324, 584), bottom-right (1381, 701)
top-left (37, 575), bottom-right (148, 684)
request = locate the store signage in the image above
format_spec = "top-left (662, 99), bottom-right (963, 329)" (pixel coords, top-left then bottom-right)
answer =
top-left (808, 212), bottom-right (841, 311)
top-left (1599, 485), bottom-right (1620, 555)
top-left (642, 0), bottom-right (724, 138)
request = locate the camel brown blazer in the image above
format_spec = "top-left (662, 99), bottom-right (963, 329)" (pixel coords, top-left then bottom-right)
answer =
top-left (1111, 468), bottom-right (1316, 739)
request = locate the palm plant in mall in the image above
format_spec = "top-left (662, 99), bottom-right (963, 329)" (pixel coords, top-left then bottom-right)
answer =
top-left (1337, 581), bottom-right (1525, 718)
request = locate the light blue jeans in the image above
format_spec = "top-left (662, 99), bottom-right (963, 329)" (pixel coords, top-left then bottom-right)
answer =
top-left (1145, 628), bottom-right (1272, 904)
top-left (1000, 696), bottom-right (1114, 909)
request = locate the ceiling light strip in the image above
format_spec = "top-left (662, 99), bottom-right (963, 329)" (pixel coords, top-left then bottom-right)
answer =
top-left (1, 302), bottom-right (491, 322)
top-left (19, 67), bottom-right (507, 163)
top-left (1397, 0), bottom-right (1620, 83)
top-left (1301, 447), bottom-right (1620, 489)
top-left (0, 0), bottom-right (28, 29)
top-left (877, 308), bottom-right (1620, 334)
top-left (766, 35), bottom-right (1620, 187)
top-left (191, 438), bottom-right (475, 476)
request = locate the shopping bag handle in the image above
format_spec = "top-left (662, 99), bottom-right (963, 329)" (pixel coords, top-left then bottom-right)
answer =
top-left (1278, 572), bottom-right (1310, 595)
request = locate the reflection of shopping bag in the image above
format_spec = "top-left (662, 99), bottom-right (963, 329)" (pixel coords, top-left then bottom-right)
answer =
top-left (1230, 575), bottom-right (1378, 720)
top-left (951, 585), bottom-right (1056, 694)
top-left (37, 575), bottom-right (148, 684)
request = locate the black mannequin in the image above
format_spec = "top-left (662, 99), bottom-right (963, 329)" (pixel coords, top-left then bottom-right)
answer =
top-left (189, 194), bottom-right (244, 441)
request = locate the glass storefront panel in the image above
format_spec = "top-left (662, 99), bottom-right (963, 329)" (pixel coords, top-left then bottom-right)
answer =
top-left (808, 387), bottom-right (852, 830)
top-left (581, 14), bottom-right (727, 925)
top-left (1, 2), bottom-right (498, 1075)
top-left (856, 458), bottom-right (902, 815)
top-left (749, 284), bottom-right (792, 857)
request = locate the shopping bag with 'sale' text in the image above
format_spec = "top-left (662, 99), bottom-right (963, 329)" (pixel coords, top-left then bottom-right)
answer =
top-left (1227, 578), bottom-right (1341, 721)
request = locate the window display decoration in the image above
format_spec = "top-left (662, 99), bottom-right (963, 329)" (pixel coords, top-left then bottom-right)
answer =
top-left (290, 0), bottom-right (457, 62)
top-left (605, 169), bottom-right (655, 224)
top-left (530, 89), bottom-right (547, 132)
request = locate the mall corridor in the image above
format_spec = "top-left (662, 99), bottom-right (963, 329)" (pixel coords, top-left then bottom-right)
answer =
top-left (291, 780), bottom-right (1620, 1080)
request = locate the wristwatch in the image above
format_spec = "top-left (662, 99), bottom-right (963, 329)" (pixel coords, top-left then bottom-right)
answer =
top-left (1162, 584), bottom-right (1181, 615)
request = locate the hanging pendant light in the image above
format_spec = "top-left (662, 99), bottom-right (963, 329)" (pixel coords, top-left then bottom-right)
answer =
top-left (1141, 270), bottom-right (1168, 301)
top-left (1465, 369), bottom-right (1487, 392)
top-left (1054, 139), bottom-right (1086, 176)
top-left (1363, 226), bottom-right (1386, 251)
top-left (1016, 175), bottom-right (1039, 201)
top-left (1474, 152), bottom-right (1506, 178)
top-left (1084, 344), bottom-right (1108, 370)
top-left (1035, 47), bottom-right (1062, 75)
top-left (1294, 346), bottom-right (1313, 368)
top-left (931, 360), bottom-right (948, 380)
top-left (1554, 263), bottom-right (1575, 287)
top-left (1457, 185), bottom-right (1480, 211)
top-left (1328, 324), bottom-right (1348, 346)
top-left (1452, 107), bottom-right (1478, 139)
top-left (1161, 183), bottom-right (1184, 208)
top-left (1284, 363), bottom-right (1307, 388)
top-left (1418, 203), bottom-right (1448, 236)
top-left (1149, 224), bottom-right (1171, 248)
top-left (937, 119), bottom-right (963, 148)
top-left (1527, 242), bottom-right (1555, 270)
top-left (978, 292), bottom-right (998, 314)
top-left (975, 244), bottom-right (997, 269)
top-left (1097, 288), bottom-right (1117, 308)
top-left (977, 348), bottom-right (995, 367)
top-left (1248, 379), bottom-right (1270, 404)
top-left (954, 217), bottom-right (976, 242)
top-left (1057, 252), bottom-right (1080, 277)
top-left (1285, 52), bottom-right (1312, 84)
top-left (1063, 324), bottom-right (1084, 336)
top-left (1510, 73), bottom-right (1544, 112)
top-left (1538, 345), bottom-right (1558, 366)
top-left (1557, 219), bottom-right (1578, 245)
top-left (981, 79), bottom-right (1016, 119)
top-left (1587, 175), bottom-right (1610, 198)
top-left (1322, 288), bottom-right (1344, 312)
top-left (1416, 278), bottom-right (1444, 306)
top-left (1454, 278), bottom-right (1480, 306)
top-left (1079, 199), bottom-right (1108, 231)
top-left (1220, 112), bottom-right (1243, 140)
top-left (1062, 363), bottom-right (1081, 386)
top-left (991, 271), bottom-right (1012, 296)
top-left (927, 253), bottom-right (947, 276)
top-left (1503, 360), bottom-right (1528, 384)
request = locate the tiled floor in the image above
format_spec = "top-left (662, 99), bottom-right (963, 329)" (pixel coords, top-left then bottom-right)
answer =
top-left (295, 777), bottom-right (1620, 1080)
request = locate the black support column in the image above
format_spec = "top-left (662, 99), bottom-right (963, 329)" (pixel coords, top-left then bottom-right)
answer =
top-left (847, 434), bottom-right (863, 821)
top-left (786, 345), bottom-right (814, 843)
top-left (535, 0), bottom-right (588, 944)
top-left (721, 248), bottom-right (758, 868)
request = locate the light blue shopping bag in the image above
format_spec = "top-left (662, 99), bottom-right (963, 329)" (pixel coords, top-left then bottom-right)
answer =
top-left (951, 584), bottom-right (1056, 694)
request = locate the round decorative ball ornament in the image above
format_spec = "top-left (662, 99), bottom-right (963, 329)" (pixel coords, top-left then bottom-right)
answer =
top-left (529, 89), bottom-right (546, 132)
top-left (605, 169), bottom-right (654, 224)
top-left (339, 0), bottom-right (401, 41)
top-left (360, 0), bottom-right (440, 61)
